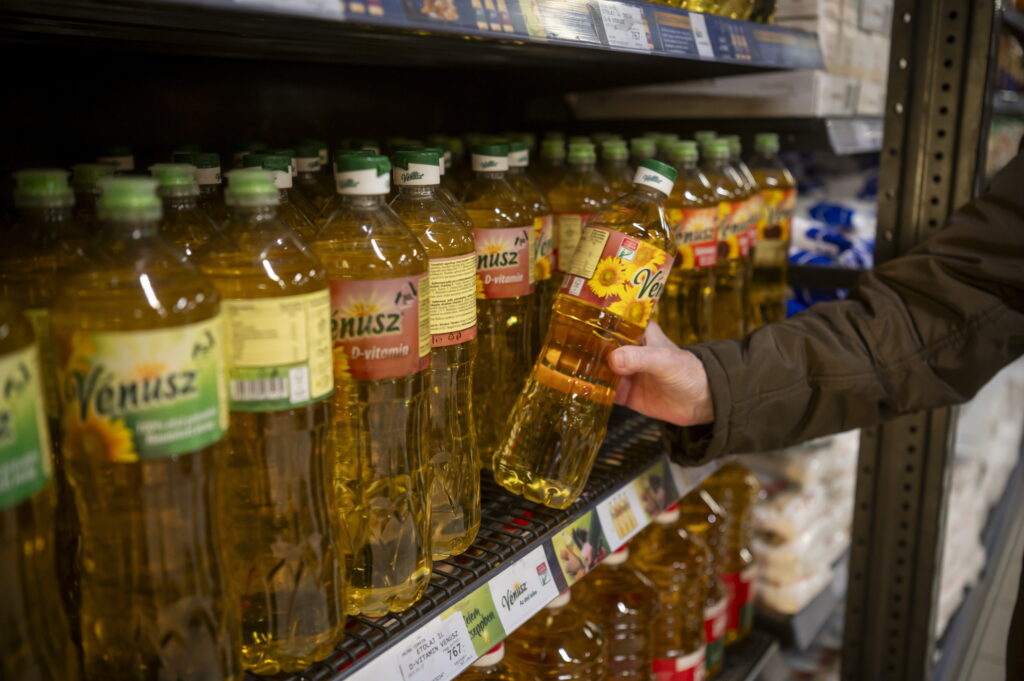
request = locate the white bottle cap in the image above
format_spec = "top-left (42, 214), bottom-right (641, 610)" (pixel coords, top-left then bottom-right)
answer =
top-left (472, 643), bottom-right (505, 667)
top-left (546, 591), bottom-right (571, 609)
top-left (654, 503), bottom-right (681, 525)
top-left (472, 152), bottom-right (509, 172)
top-left (604, 545), bottom-right (630, 565)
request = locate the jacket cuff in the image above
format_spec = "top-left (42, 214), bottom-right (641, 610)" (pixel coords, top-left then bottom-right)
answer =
top-left (664, 342), bottom-right (736, 466)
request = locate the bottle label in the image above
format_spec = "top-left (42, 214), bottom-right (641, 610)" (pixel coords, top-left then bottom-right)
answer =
top-left (722, 565), bottom-right (757, 635)
top-left (755, 188), bottom-right (797, 265)
top-left (669, 207), bottom-right (718, 269)
top-left (427, 254), bottom-right (478, 347)
top-left (744, 193), bottom-right (764, 251)
top-left (554, 213), bottom-right (589, 272)
top-left (195, 166), bottom-right (222, 186)
top-left (703, 596), bottom-right (728, 671)
top-left (222, 289), bottom-right (334, 412)
top-left (474, 226), bottom-right (533, 299)
top-left (559, 227), bottom-right (673, 328)
top-left (533, 215), bottom-right (554, 282)
top-left (329, 274), bottom-right (429, 381)
top-left (0, 344), bottom-right (53, 509)
top-left (296, 157), bottom-right (320, 173)
top-left (24, 307), bottom-right (59, 420)
top-left (58, 317), bottom-right (229, 462)
top-left (716, 201), bottom-right (749, 260)
top-left (393, 162), bottom-right (441, 186)
top-left (653, 648), bottom-right (706, 681)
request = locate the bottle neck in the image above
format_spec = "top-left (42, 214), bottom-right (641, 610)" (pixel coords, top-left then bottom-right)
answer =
top-left (226, 203), bottom-right (278, 224)
top-left (702, 157), bottom-right (729, 173)
top-left (19, 204), bottom-right (74, 225)
top-left (634, 184), bottom-right (666, 203)
top-left (474, 170), bottom-right (506, 181)
top-left (100, 217), bottom-right (160, 238)
top-left (161, 193), bottom-right (199, 211)
top-left (508, 165), bottom-right (528, 177)
top-left (603, 157), bottom-right (628, 169)
top-left (342, 194), bottom-right (388, 208)
top-left (676, 158), bottom-right (699, 172)
top-left (198, 183), bottom-right (221, 198)
top-left (569, 160), bottom-right (596, 173)
top-left (540, 156), bottom-right (564, 169)
top-left (396, 185), bottom-right (437, 198)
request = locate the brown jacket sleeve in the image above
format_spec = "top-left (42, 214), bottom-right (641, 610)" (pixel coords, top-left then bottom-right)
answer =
top-left (670, 151), bottom-right (1024, 464)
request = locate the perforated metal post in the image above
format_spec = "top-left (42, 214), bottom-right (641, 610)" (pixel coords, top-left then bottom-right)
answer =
top-left (841, 1), bottom-right (997, 680)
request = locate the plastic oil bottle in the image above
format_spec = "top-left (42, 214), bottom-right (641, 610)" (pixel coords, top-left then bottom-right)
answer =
top-left (267, 146), bottom-right (318, 219)
top-left (294, 142), bottom-right (335, 218)
top-left (52, 176), bottom-right (239, 681)
top-left (424, 145), bottom-right (475, 231)
top-left (655, 133), bottom-right (680, 163)
top-left (190, 152), bottom-right (229, 224)
top-left (505, 591), bottom-right (606, 681)
top-left (192, 169), bottom-right (343, 674)
top-left (631, 137), bottom-right (657, 167)
top-left (150, 163), bottom-right (222, 259)
top-left (631, 505), bottom-right (708, 681)
top-left (701, 139), bottom-right (748, 340)
top-left (549, 142), bottom-right (612, 277)
top-left (457, 643), bottom-right (524, 680)
top-left (507, 141), bottom-right (556, 355)
top-left (71, 162), bottom-right (116, 233)
top-left (679, 489), bottom-right (729, 677)
top-left (296, 138), bottom-right (333, 192)
top-left (748, 133), bottom-right (797, 325)
top-left (244, 153), bottom-right (318, 242)
top-left (314, 153), bottom-right (431, 617)
top-left (660, 141), bottom-right (718, 346)
top-left (702, 463), bottom-right (760, 646)
top-left (533, 138), bottom-right (567, 199)
top-left (0, 302), bottom-right (81, 681)
top-left (600, 139), bottom-right (634, 197)
top-left (460, 142), bottom-right (535, 466)
top-left (574, 545), bottom-right (657, 681)
top-left (389, 149), bottom-right (479, 560)
top-left (723, 135), bottom-right (763, 331)
top-left (493, 160), bottom-right (678, 509)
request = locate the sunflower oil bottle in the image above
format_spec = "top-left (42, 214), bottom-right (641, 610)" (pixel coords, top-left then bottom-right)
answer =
top-left (655, 133), bottom-right (680, 163)
top-left (506, 591), bottom-right (607, 681)
top-left (52, 176), bottom-right (239, 680)
top-left (191, 169), bottom-right (343, 674)
top-left (660, 141), bottom-right (717, 346)
top-left (461, 143), bottom-right (535, 466)
top-left (534, 138), bottom-right (567, 198)
top-left (389, 149), bottom-right (479, 560)
top-left (96, 145), bottom-right (135, 173)
top-left (701, 140), bottom-right (748, 340)
top-left (507, 141), bottom-right (556, 354)
top-left (631, 137), bottom-right (657, 166)
top-left (244, 153), bottom-right (318, 241)
top-left (150, 163), bottom-right (222, 259)
top-left (297, 138), bottom-right (333, 191)
top-left (549, 142), bottom-right (612, 277)
top-left (0, 302), bottom-right (81, 681)
top-left (748, 133), bottom-right (796, 325)
top-left (314, 152), bottom-right (431, 616)
top-left (723, 136), bottom-right (762, 331)
top-left (424, 145), bottom-right (475, 230)
top-left (702, 463), bottom-right (760, 646)
top-left (493, 160), bottom-right (677, 509)
top-left (574, 545), bottom-right (657, 681)
top-left (427, 135), bottom-right (463, 197)
top-left (71, 163), bottom-right (116, 233)
top-left (631, 505), bottom-right (708, 681)
top-left (600, 140), bottom-right (634, 197)
top-left (294, 142), bottom-right (335, 218)
top-left (457, 643), bottom-right (525, 680)
top-left (190, 152), bottom-right (229, 224)
top-left (679, 489), bottom-right (729, 677)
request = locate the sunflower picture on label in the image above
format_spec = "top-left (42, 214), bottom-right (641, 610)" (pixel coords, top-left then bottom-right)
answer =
top-left (669, 206), bottom-right (718, 270)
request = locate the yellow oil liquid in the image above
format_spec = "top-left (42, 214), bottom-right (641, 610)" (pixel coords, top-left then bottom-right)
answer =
top-left (279, 189), bottom-right (318, 242)
top-left (52, 201), bottom-right (240, 680)
top-left (548, 159), bottom-right (612, 275)
top-left (313, 189), bottom-right (431, 617)
top-left (505, 592), bottom-right (606, 681)
top-left (750, 152), bottom-right (797, 326)
top-left (682, 0), bottom-right (722, 11)
top-left (679, 489), bottom-right (729, 677)
top-left (0, 303), bottom-right (81, 681)
top-left (456, 644), bottom-right (525, 681)
top-left (508, 160), bottom-right (556, 357)
top-left (702, 463), bottom-right (760, 646)
top-left (702, 158), bottom-right (748, 341)
top-left (533, 155), bottom-right (566, 200)
top-left (194, 199), bottom-right (344, 674)
top-left (573, 547), bottom-right (657, 681)
top-left (390, 179), bottom-right (480, 560)
top-left (158, 191), bottom-right (222, 259)
top-left (726, 150), bottom-right (762, 332)
top-left (295, 160), bottom-right (336, 218)
top-left (600, 157), bottom-right (634, 198)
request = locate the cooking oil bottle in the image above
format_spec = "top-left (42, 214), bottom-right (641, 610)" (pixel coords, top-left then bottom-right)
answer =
top-left (187, 152), bottom-right (229, 224)
top-left (507, 141), bottom-right (556, 355)
top-left (600, 140), bottom-right (634, 197)
top-left (294, 142), bottom-right (335, 218)
top-left (150, 163), bottom-right (222, 258)
top-left (534, 138), bottom-right (567, 199)
top-left (192, 169), bottom-right (343, 674)
top-left (660, 141), bottom-right (718, 347)
top-left (549, 142), bottom-right (612, 276)
top-left (457, 643), bottom-right (524, 680)
top-left (679, 489), bottom-right (729, 677)
top-left (244, 153), bottom-right (318, 241)
top-left (574, 545), bottom-right (657, 681)
top-left (630, 137), bottom-right (657, 166)
top-left (52, 176), bottom-right (239, 681)
top-left (296, 138), bottom-right (333, 192)
top-left (424, 145), bottom-right (475, 230)
top-left (631, 505), bottom-right (708, 681)
top-left (427, 135), bottom-right (463, 197)
top-left (389, 148), bottom-right (479, 560)
top-left (71, 162), bottom-right (116, 233)
top-left (723, 136), bottom-right (763, 331)
top-left (505, 591), bottom-right (606, 681)
top-left (702, 463), bottom-right (760, 646)
top-left (314, 152), bottom-right (431, 617)
top-left (701, 139), bottom-right (747, 340)
top-left (493, 160), bottom-right (677, 509)
top-left (655, 133), bottom-right (680, 163)
top-left (461, 142), bottom-right (535, 467)
top-left (748, 133), bottom-right (797, 325)
top-left (0, 302), bottom-right (81, 681)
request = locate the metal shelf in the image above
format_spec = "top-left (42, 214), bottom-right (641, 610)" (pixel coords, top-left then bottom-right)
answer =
top-left (254, 408), bottom-right (724, 681)
top-left (719, 630), bottom-right (787, 681)
top-left (756, 551), bottom-right (850, 652)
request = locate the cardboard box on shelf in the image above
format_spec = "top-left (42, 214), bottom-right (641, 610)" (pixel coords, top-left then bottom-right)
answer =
top-left (777, 16), bottom-right (843, 72)
top-left (856, 79), bottom-right (885, 114)
top-left (859, 0), bottom-right (893, 34)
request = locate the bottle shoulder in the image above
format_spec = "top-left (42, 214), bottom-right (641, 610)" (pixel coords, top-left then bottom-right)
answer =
top-left (461, 178), bottom-right (530, 226)
top-left (313, 206), bottom-right (427, 279)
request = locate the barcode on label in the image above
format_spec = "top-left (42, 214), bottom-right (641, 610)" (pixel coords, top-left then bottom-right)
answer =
top-left (231, 377), bottom-right (288, 401)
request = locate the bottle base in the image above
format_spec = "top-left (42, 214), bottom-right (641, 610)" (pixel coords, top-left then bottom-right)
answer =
top-left (346, 567), bottom-right (432, 617)
top-left (242, 626), bottom-right (345, 676)
top-left (431, 520), bottom-right (481, 560)
top-left (492, 466), bottom-right (580, 510)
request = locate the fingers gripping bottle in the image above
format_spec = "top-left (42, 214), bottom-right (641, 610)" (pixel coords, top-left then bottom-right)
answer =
top-left (549, 142), bottom-right (613, 277)
top-left (505, 591), bottom-right (607, 681)
top-left (600, 140), bottom-right (634, 198)
top-left (243, 153), bottom-right (318, 242)
top-left (150, 163), bottom-right (223, 259)
top-left (748, 133), bottom-right (797, 325)
top-left (193, 170), bottom-right (344, 674)
top-left (389, 149), bottom-right (480, 560)
top-left (493, 160), bottom-right (678, 509)
top-left (632, 505), bottom-right (708, 681)
top-left (0, 303), bottom-right (81, 681)
top-left (574, 545), bottom-right (657, 681)
top-left (723, 136), bottom-right (762, 331)
top-left (314, 153), bottom-right (432, 616)
top-left (460, 143), bottom-right (535, 465)
top-left (71, 162), bottom-right (116, 233)
top-left (457, 643), bottom-right (525, 681)
top-left (701, 140), bottom-right (748, 341)
top-left (679, 489), bottom-right (729, 677)
top-left (52, 177), bottom-right (240, 680)
top-left (506, 141), bottom-right (556, 356)
top-left (660, 141), bottom-right (718, 347)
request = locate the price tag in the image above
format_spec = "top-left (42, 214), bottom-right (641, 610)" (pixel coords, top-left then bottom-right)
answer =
top-left (230, 0), bottom-right (344, 18)
top-left (396, 612), bottom-right (476, 681)
top-left (688, 11), bottom-right (715, 58)
top-left (489, 546), bottom-right (561, 634)
top-left (597, 1), bottom-right (651, 52)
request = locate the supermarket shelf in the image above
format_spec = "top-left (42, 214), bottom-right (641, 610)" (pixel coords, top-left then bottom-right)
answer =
top-left (0, 0), bottom-right (823, 87)
top-left (256, 408), bottom-right (724, 681)
top-left (756, 550), bottom-right (850, 652)
top-left (719, 630), bottom-right (787, 681)
top-left (788, 265), bottom-right (864, 290)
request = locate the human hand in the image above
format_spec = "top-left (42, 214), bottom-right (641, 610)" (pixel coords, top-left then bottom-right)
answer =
top-left (607, 321), bottom-right (714, 427)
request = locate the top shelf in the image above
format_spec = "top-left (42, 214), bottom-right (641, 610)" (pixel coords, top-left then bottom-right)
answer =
top-left (1, 0), bottom-right (824, 87)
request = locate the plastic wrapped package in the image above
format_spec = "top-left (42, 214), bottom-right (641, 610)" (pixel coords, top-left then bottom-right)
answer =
top-left (759, 566), bottom-right (834, 615)
top-left (744, 430), bottom-right (859, 488)
top-left (753, 522), bottom-right (849, 586)
top-left (752, 482), bottom-right (827, 543)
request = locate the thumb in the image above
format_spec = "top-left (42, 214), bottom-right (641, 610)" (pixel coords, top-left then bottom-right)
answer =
top-left (608, 344), bottom-right (679, 377)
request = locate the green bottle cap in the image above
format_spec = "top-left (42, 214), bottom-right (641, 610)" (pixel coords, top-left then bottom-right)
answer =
top-left (669, 141), bottom-right (698, 163)
top-left (568, 142), bottom-right (596, 164)
top-left (540, 139), bottom-right (565, 160)
top-left (343, 138), bottom-right (380, 154)
top-left (71, 163), bottom-right (116, 192)
top-left (568, 135), bottom-right (591, 145)
top-left (243, 153), bottom-right (293, 188)
top-left (509, 140), bottom-right (529, 153)
top-left (601, 140), bottom-right (629, 161)
top-left (97, 176), bottom-right (161, 221)
top-left (656, 133), bottom-right (680, 152)
top-left (336, 153), bottom-right (391, 195)
top-left (13, 168), bottom-right (74, 207)
top-left (190, 152), bottom-right (220, 169)
top-left (171, 151), bottom-right (196, 164)
top-left (508, 141), bottom-right (530, 168)
top-left (630, 137), bottom-right (656, 159)
top-left (294, 143), bottom-right (322, 173)
top-left (755, 133), bottom-right (780, 153)
top-left (149, 163), bottom-right (199, 194)
top-left (333, 149), bottom-right (375, 167)
top-left (634, 158), bottom-right (678, 195)
top-left (225, 169), bottom-right (279, 206)
top-left (256, 154), bottom-right (292, 173)
top-left (703, 139), bottom-right (731, 160)
top-left (694, 130), bottom-right (717, 145)
top-left (393, 149), bottom-right (441, 186)
top-left (298, 138), bottom-right (329, 165)
top-left (267, 147), bottom-right (295, 158)
top-left (722, 134), bottom-right (742, 156)
top-left (472, 143), bottom-right (510, 172)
